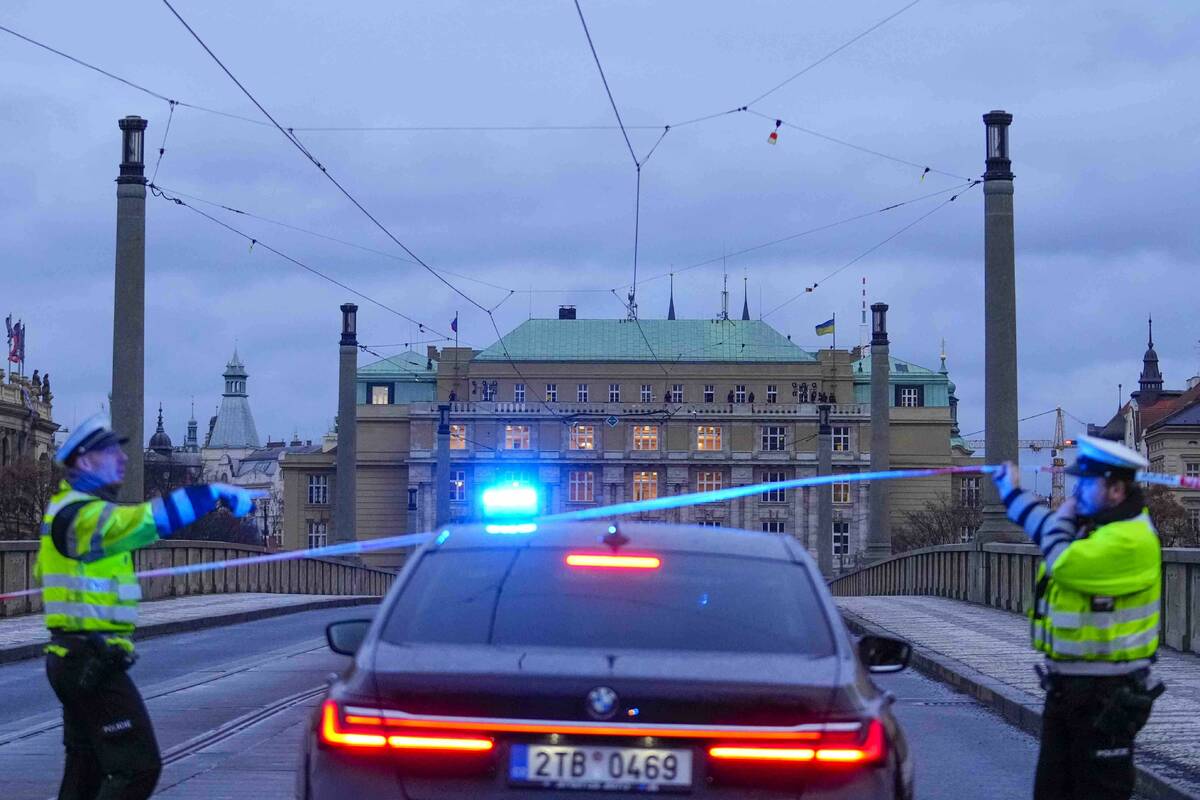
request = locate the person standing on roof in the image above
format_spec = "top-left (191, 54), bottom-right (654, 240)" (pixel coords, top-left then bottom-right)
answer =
top-left (37, 413), bottom-right (263, 800)
top-left (990, 435), bottom-right (1164, 800)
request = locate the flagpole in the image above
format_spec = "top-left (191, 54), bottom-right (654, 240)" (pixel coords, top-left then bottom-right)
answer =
top-left (832, 312), bottom-right (836, 351)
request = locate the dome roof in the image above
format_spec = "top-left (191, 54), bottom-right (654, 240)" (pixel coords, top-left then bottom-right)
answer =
top-left (149, 404), bottom-right (173, 452)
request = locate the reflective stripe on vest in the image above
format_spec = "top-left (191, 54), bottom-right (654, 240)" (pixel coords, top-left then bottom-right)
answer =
top-left (40, 574), bottom-right (142, 601)
top-left (1049, 600), bottom-right (1159, 629)
top-left (1051, 627), bottom-right (1159, 658)
top-left (42, 601), bottom-right (138, 624)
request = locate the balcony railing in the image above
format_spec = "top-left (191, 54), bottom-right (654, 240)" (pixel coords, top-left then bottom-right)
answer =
top-left (414, 401), bottom-right (868, 417)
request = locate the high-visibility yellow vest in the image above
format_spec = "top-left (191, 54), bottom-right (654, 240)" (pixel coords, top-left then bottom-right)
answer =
top-left (34, 482), bottom-right (160, 647)
top-left (1031, 511), bottom-right (1161, 662)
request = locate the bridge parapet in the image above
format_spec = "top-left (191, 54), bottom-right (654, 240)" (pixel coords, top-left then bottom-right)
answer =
top-left (0, 539), bottom-right (400, 618)
top-left (829, 544), bottom-right (1200, 655)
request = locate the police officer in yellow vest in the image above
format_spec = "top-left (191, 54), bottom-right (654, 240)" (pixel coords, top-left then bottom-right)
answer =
top-left (991, 435), bottom-right (1164, 800)
top-left (37, 413), bottom-right (262, 800)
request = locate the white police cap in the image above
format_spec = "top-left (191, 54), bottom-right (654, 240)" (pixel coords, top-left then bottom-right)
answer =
top-left (1066, 435), bottom-right (1149, 478)
top-left (55, 412), bottom-right (129, 465)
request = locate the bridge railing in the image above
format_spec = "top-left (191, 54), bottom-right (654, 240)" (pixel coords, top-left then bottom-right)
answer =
top-left (829, 544), bottom-right (1200, 655)
top-left (0, 540), bottom-right (399, 618)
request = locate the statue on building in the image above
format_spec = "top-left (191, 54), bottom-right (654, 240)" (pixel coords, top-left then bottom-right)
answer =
top-left (41, 372), bottom-right (52, 402)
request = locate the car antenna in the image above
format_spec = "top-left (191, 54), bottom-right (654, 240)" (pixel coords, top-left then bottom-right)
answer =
top-left (602, 524), bottom-right (630, 552)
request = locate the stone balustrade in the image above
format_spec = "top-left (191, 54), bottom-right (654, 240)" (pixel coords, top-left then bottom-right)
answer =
top-left (0, 539), bottom-right (398, 617)
top-left (829, 543), bottom-right (1200, 655)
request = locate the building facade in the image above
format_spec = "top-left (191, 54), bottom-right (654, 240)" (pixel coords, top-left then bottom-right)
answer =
top-left (282, 315), bottom-right (979, 570)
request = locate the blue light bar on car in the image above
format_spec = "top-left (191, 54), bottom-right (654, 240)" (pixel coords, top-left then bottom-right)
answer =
top-left (481, 483), bottom-right (540, 519)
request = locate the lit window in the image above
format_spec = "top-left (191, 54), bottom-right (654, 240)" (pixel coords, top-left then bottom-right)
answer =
top-left (898, 386), bottom-right (921, 407)
top-left (832, 426), bottom-right (850, 452)
top-left (307, 475), bottom-right (328, 505)
top-left (670, 384), bottom-right (684, 403)
top-left (633, 471), bottom-right (659, 501)
top-left (480, 381), bottom-right (496, 401)
top-left (697, 471), bottom-right (723, 493)
top-left (703, 384), bottom-right (714, 403)
top-left (762, 520), bottom-right (785, 534)
top-left (833, 520), bottom-right (850, 554)
top-left (734, 385), bottom-right (747, 403)
top-left (641, 384), bottom-right (653, 403)
top-left (632, 425), bottom-right (659, 451)
top-left (832, 481), bottom-right (852, 505)
top-left (761, 426), bottom-right (786, 452)
top-left (450, 470), bottom-right (466, 502)
top-left (568, 471), bottom-right (595, 503)
top-left (762, 471), bottom-right (786, 503)
top-left (569, 424), bottom-right (595, 450)
top-left (369, 384), bottom-right (390, 405)
top-left (608, 383), bottom-right (620, 403)
top-left (450, 424), bottom-right (467, 450)
top-left (514, 383), bottom-right (525, 403)
top-left (696, 425), bottom-right (722, 451)
top-left (505, 425), bottom-right (531, 450)
top-left (307, 520), bottom-right (328, 549)
top-left (766, 385), bottom-right (777, 404)
top-left (960, 476), bottom-right (981, 508)
top-left (546, 384), bottom-right (558, 402)
top-left (577, 383), bottom-right (589, 402)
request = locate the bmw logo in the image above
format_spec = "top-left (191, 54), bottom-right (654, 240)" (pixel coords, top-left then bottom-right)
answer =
top-left (586, 686), bottom-right (619, 720)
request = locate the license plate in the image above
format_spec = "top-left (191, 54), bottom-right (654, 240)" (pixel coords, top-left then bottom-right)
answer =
top-left (510, 744), bottom-right (693, 792)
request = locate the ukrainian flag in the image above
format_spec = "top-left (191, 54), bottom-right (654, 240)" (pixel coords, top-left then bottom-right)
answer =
top-left (815, 318), bottom-right (835, 336)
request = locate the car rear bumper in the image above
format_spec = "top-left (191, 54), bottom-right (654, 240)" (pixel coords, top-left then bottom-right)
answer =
top-left (303, 732), bottom-right (900, 800)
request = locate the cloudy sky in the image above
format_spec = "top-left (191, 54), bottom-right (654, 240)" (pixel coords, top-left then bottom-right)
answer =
top-left (3, 1), bottom-right (1198, 467)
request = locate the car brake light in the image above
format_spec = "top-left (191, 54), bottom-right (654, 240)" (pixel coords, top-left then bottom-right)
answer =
top-left (321, 701), bottom-right (494, 752)
top-left (565, 553), bottom-right (661, 569)
top-left (709, 719), bottom-right (885, 766)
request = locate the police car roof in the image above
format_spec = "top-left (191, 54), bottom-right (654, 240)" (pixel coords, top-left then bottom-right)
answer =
top-left (437, 520), bottom-right (800, 561)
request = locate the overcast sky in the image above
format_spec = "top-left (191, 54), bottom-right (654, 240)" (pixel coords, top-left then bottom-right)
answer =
top-left (3, 1), bottom-right (1198, 468)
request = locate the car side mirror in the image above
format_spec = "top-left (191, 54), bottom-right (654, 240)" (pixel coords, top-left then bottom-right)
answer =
top-left (326, 619), bottom-right (371, 656)
top-left (858, 635), bottom-right (911, 673)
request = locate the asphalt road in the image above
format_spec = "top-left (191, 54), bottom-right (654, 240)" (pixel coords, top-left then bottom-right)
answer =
top-left (0, 607), bottom-right (1068, 799)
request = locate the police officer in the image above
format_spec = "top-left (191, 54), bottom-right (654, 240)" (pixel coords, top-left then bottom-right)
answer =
top-left (37, 413), bottom-right (262, 800)
top-left (991, 436), bottom-right (1163, 800)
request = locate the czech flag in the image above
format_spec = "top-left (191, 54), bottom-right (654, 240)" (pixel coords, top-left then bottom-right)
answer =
top-left (815, 318), bottom-right (835, 336)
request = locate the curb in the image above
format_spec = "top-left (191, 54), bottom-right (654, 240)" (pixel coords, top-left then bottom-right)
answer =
top-left (0, 596), bottom-right (379, 665)
top-left (841, 609), bottom-right (1199, 800)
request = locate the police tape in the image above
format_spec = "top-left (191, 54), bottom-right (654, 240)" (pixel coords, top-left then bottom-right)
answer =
top-left (2, 464), bottom-right (1195, 604)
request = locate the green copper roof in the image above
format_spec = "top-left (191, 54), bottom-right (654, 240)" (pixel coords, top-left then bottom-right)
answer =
top-left (358, 351), bottom-right (435, 379)
top-left (476, 319), bottom-right (817, 363)
top-left (852, 355), bottom-right (942, 380)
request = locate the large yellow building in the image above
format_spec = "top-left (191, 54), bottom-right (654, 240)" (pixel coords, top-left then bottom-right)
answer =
top-left (282, 315), bottom-right (978, 569)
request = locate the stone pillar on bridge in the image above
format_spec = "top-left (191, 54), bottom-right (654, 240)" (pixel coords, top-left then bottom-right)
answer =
top-left (865, 303), bottom-right (892, 563)
top-left (335, 304), bottom-right (358, 546)
top-left (112, 116), bottom-right (147, 503)
top-left (435, 404), bottom-right (451, 526)
top-left (977, 109), bottom-right (1024, 545)
top-left (817, 404), bottom-right (834, 577)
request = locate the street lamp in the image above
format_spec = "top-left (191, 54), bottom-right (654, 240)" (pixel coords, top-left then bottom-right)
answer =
top-left (118, 116), bottom-right (147, 182)
top-left (983, 110), bottom-right (1014, 181)
top-left (340, 303), bottom-right (358, 345)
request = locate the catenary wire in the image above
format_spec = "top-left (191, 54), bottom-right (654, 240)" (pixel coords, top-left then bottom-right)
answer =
top-left (149, 184), bottom-right (454, 340)
top-left (761, 180), bottom-right (979, 318)
top-left (150, 100), bottom-right (176, 184)
top-left (744, 0), bottom-right (924, 106)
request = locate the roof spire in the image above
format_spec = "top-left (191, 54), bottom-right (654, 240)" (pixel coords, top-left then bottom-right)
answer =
top-left (741, 275), bottom-right (750, 320)
top-left (1138, 314), bottom-right (1163, 399)
top-left (667, 273), bottom-right (676, 320)
top-left (1148, 314), bottom-right (1154, 348)
top-left (939, 338), bottom-right (948, 374)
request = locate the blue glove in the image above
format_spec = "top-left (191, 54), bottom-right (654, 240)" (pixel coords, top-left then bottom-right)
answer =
top-left (209, 483), bottom-right (267, 518)
top-left (990, 461), bottom-right (1019, 499)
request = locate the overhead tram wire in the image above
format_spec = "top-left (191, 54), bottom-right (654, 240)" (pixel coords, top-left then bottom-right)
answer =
top-left (149, 184), bottom-right (453, 340)
top-left (761, 180), bottom-right (980, 319)
top-left (617, 179), bottom-right (977, 292)
top-left (1, 21), bottom-right (968, 185)
top-left (159, 0), bottom-right (574, 423)
top-left (744, 0), bottom-right (924, 107)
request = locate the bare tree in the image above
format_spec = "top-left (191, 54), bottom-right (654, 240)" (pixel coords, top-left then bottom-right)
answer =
top-left (1144, 485), bottom-right (1197, 548)
top-left (893, 495), bottom-right (982, 553)
top-left (0, 457), bottom-right (60, 540)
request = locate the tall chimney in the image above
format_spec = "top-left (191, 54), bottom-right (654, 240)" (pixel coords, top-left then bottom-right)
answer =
top-left (335, 303), bottom-right (358, 547)
top-left (865, 303), bottom-right (892, 562)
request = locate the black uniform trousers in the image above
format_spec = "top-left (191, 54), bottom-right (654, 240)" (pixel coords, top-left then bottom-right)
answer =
top-left (1034, 675), bottom-right (1137, 800)
top-left (45, 645), bottom-right (162, 800)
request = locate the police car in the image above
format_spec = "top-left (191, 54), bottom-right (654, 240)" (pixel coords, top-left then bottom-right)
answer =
top-left (297, 485), bottom-right (915, 799)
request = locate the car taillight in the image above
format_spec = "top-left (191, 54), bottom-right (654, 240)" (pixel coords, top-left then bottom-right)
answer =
top-left (565, 553), bottom-right (661, 569)
top-left (709, 719), bottom-right (886, 766)
top-left (321, 700), bottom-right (494, 752)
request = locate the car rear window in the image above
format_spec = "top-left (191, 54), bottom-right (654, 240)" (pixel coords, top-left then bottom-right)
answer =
top-left (379, 548), bottom-right (834, 655)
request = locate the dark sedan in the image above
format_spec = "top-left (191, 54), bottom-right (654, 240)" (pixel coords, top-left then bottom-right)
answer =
top-left (298, 520), bottom-right (914, 799)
